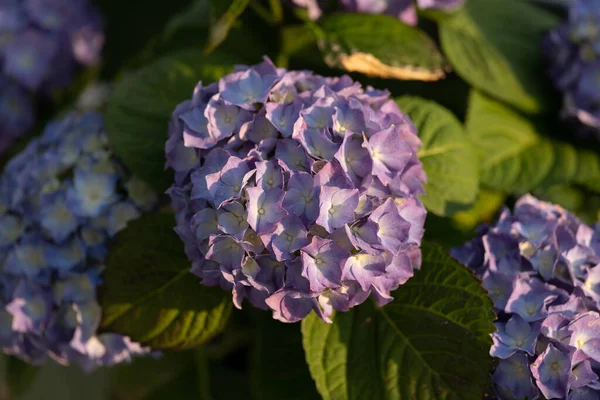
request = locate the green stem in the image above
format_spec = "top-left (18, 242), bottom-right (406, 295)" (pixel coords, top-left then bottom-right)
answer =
top-left (249, 0), bottom-right (275, 25)
top-left (195, 347), bottom-right (212, 400)
top-left (268, 0), bottom-right (284, 23)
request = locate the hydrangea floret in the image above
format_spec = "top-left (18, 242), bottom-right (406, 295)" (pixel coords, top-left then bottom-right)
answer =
top-left (165, 57), bottom-right (427, 323)
top-left (290, 0), bottom-right (464, 25)
top-left (0, 0), bottom-right (104, 151)
top-left (543, 0), bottom-right (600, 131)
top-left (452, 195), bottom-right (600, 399)
top-left (0, 112), bottom-right (157, 369)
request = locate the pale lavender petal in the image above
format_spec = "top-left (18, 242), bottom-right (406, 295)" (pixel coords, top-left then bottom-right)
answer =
top-left (269, 215), bottom-right (310, 261)
top-left (205, 236), bottom-right (245, 269)
top-left (266, 289), bottom-right (319, 323)
top-left (493, 353), bottom-right (539, 400)
top-left (301, 237), bottom-right (349, 292)
top-left (246, 187), bottom-right (287, 234)
top-left (363, 126), bottom-right (412, 184)
top-left (316, 185), bottom-right (359, 233)
top-left (205, 156), bottom-right (250, 207)
top-left (265, 101), bottom-right (301, 137)
top-left (255, 160), bottom-right (283, 190)
top-left (568, 312), bottom-right (600, 363)
top-left (343, 253), bottom-right (387, 291)
top-left (217, 201), bottom-right (248, 238)
top-left (530, 343), bottom-right (571, 399)
top-left (334, 133), bottom-right (372, 186)
top-left (369, 198), bottom-right (410, 254)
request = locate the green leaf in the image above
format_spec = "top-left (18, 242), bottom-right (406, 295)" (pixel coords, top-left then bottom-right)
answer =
top-left (466, 91), bottom-right (600, 194)
top-left (110, 352), bottom-right (197, 400)
top-left (10, 361), bottom-right (108, 400)
top-left (536, 185), bottom-right (600, 225)
top-left (251, 311), bottom-right (320, 400)
top-left (452, 189), bottom-right (506, 230)
top-left (396, 97), bottom-right (479, 216)
top-left (574, 149), bottom-right (600, 193)
top-left (302, 242), bottom-right (495, 400)
top-left (95, 0), bottom-right (193, 79)
top-left (163, 0), bottom-right (212, 39)
top-left (99, 212), bottom-right (232, 350)
top-left (205, 0), bottom-right (251, 54)
top-left (278, 24), bottom-right (324, 70)
top-left (539, 141), bottom-right (579, 188)
top-left (439, 0), bottom-right (560, 113)
top-left (6, 356), bottom-right (39, 398)
top-left (425, 190), bottom-right (506, 251)
top-left (314, 14), bottom-right (447, 81)
top-left (106, 49), bottom-right (237, 193)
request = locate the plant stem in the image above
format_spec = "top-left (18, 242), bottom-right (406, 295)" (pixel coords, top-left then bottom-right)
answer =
top-left (269, 0), bottom-right (283, 23)
top-left (249, 1), bottom-right (275, 25)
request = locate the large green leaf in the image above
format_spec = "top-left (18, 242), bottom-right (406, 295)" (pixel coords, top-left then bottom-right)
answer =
top-left (466, 91), bottom-right (600, 195)
top-left (302, 242), bottom-right (495, 400)
top-left (251, 312), bottom-right (320, 400)
top-left (313, 14), bottom-right (447, 81)
top-left (99, 212), bottom-right (232, 350)
top-left (5, 356), bottom-right (39, 398)
top-left (396, 97), bottom-right (479, 216)
top-left (105, 49), bottom-right (237, 193)
top-left (439, 0), bottom-right (560, 113)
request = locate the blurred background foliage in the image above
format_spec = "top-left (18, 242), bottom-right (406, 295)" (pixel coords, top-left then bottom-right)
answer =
top-left (2, 0), bottom-right (599, 398)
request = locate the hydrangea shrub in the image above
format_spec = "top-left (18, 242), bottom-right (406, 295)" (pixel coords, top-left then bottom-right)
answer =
top-left (544, 0), bottom-right (600, 131)
top-left (452, 195), bottom-right (600, 399)
top-left (165, 58), bottom-right (427, 323)
top-left (291, 0), bottom-right (464, 25)
top-left (0, 112), bottom-right (157, 369)
top-left (0, 0), bottom-right (104, 151)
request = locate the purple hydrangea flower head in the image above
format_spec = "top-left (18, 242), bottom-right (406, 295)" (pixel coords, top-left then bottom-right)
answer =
top-left (166, 57), bottom-right (428, 323)
top-left (452, 195), bottom-right (600, 399)
top-left (543, 0), bottom-right (600, 133)
top-left (290, 0), bottom-right (463, 25)
top-left (0, 0), bottom-right (104, 151)
top-left (0, 112), bottom-right (157, 368)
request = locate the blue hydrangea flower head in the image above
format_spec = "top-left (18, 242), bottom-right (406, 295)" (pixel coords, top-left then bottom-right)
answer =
top-left (0, 111), bottom-right (156, 368)
top-left (0, 0), bottom-right (104, 151)
top-left (166, 57), bottom-right (428, 323)
top-left (543, 0), bottom-right (600, 133)
top-left (290, 0), bottom-right (464, 25)
top-left (452, 195), bottom-right (600, 399)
